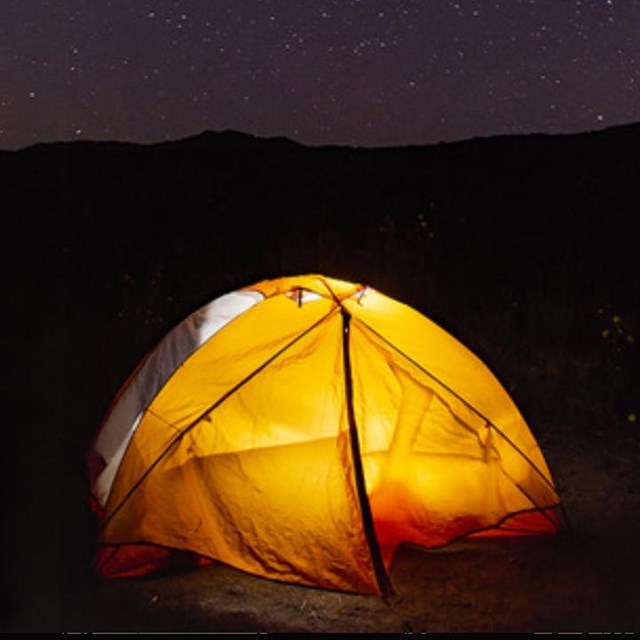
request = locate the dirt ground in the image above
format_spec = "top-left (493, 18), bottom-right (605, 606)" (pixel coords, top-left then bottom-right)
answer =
top-left (41, 422), bottom-right (638, 634)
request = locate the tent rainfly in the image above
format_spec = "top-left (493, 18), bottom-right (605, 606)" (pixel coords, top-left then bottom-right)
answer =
top-left (88, 275), bottom-right (564, 595)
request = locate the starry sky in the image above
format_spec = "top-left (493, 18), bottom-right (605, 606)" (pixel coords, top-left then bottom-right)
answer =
top-left (1, 0), bottom-right (639, 150)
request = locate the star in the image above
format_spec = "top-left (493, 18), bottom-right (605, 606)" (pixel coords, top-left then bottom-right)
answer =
top-left (0, 0), bottom-right (638, 149)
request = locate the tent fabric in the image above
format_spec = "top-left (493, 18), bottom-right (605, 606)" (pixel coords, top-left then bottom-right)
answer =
top-left (89, 274), bottom-right (563, 595)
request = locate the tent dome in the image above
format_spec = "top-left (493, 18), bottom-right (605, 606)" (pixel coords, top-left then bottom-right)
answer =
top-left (88, 274), bottom-right (563, 595)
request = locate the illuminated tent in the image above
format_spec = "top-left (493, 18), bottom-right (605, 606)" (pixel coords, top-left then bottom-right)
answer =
top-left (88, 274), bottom-right (564, 595)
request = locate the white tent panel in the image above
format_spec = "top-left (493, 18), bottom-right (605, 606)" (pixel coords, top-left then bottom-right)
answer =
top-left (91, 289), bottom-right (263, 505)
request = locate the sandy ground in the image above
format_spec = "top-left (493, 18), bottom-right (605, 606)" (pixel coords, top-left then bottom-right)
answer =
top-left (51, 424), bottom-right (640, 634)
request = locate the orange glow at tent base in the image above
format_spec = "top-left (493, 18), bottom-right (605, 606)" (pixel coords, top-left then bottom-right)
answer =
top-left (88, 275), bottom-right (565, 595)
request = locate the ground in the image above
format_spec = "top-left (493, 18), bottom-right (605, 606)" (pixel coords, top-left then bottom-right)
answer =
top-left (52, 423), bottom-right (639, 634)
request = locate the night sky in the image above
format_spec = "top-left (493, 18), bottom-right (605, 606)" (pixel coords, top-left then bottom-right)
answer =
top-left (1, 0), bottom-right (639, 151)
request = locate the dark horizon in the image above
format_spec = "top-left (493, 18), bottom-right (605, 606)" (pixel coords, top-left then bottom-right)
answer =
top-left (4, 118), bottom-right (639, 155)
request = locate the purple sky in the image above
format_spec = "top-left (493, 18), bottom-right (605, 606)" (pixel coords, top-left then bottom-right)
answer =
top-left (1, 0), bottom-right (638, 150)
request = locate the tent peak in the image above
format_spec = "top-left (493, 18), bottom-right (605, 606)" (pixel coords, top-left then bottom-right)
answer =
top-left (244, 274), bottom-right (370, 304)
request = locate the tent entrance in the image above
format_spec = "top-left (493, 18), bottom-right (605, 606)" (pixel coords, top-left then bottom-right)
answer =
top-left (341, 308), bottom-right (393, 596)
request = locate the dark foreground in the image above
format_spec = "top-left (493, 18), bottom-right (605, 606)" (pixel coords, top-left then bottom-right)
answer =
top-left (3, 125), bottom-right (639, 633)
top-left (6, 419), bottom-right (638, 633)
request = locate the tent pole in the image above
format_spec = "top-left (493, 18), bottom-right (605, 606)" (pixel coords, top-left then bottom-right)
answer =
top-left (341, 309), bottom-right (393, 597)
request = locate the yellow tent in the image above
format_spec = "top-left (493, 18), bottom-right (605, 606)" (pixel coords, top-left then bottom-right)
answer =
top-left (88, 275), bottom-right (563, 595)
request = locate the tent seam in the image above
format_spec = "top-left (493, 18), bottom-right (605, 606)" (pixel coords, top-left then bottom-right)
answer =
top-left (352, 316), bottom-right (560, 498)
top-left (102, 306), bottom-right (341, 529)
